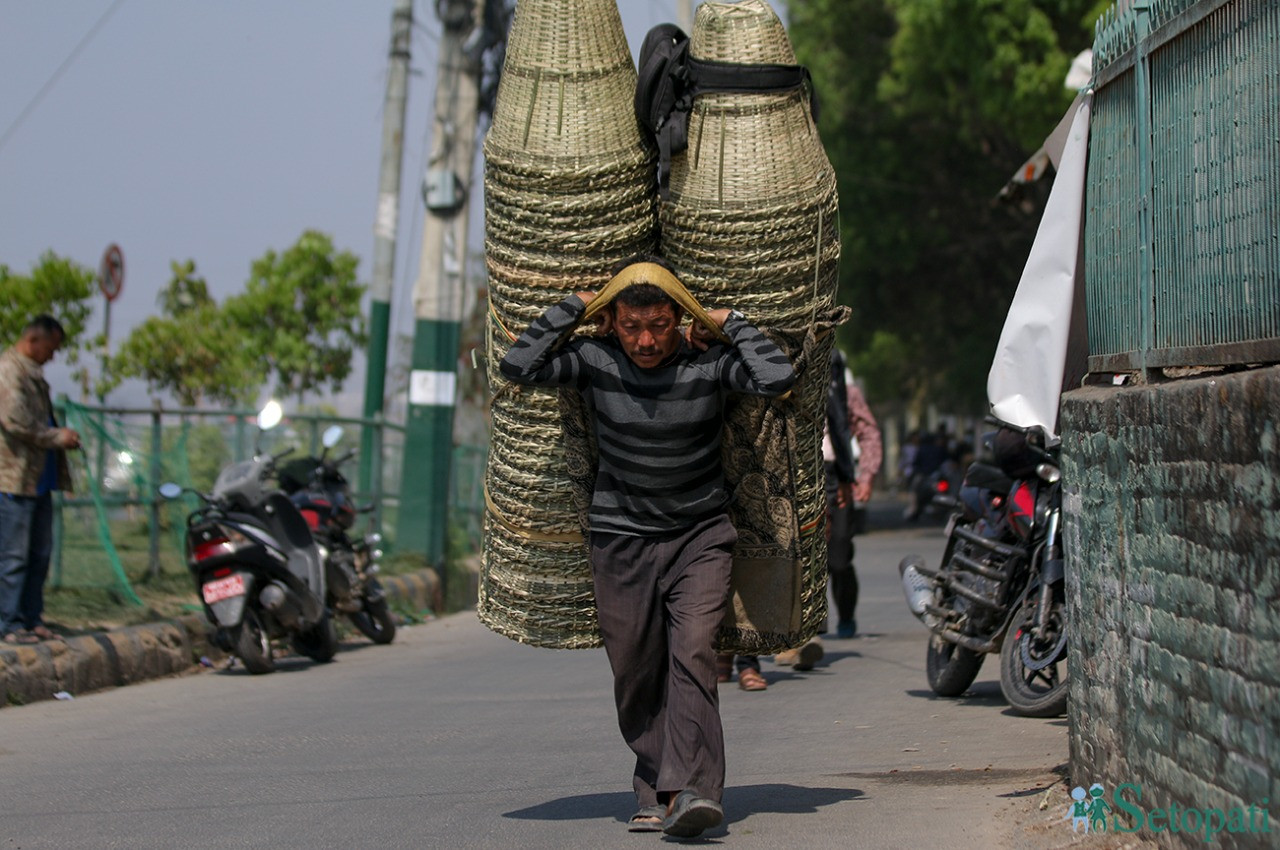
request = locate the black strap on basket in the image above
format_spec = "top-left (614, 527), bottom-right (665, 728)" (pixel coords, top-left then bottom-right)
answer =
top-left (635, 23), bottom-right (819, 198)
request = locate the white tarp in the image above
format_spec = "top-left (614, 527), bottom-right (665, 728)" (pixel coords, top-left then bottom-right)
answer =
top-left (987, 93), bottom-right (1092, 439)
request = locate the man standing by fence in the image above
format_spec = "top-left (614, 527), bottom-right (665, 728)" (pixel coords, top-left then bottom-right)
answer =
top-left (0, 315), bottom-right (81, 644)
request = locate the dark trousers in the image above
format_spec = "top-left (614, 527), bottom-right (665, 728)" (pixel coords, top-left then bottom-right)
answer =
top-left (0, 492), bottom-right (54, 635)
top-left (825, 463), bottom-right (858, 625)
top-left (590, 514), bottom-right (736, 806)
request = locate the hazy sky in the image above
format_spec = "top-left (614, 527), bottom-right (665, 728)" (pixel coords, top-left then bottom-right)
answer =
top-left (0, 0), bottom-right (715, 411)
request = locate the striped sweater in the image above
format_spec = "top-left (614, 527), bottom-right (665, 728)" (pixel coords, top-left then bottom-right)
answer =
top-left (499, 295), bottom-right (795, 536)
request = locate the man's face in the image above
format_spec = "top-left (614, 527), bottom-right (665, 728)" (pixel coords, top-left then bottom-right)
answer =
top-left (613, 301), bottom-right (683, 369)
top-left (22, 331), bottom-right (63, 365)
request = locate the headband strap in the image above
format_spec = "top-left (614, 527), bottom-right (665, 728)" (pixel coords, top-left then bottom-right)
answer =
top-left (581, 262), bottom-right (731, 343)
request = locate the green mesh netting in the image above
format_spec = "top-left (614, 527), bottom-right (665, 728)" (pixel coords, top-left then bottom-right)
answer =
top-left (56, 400), bottom-right (221, 605)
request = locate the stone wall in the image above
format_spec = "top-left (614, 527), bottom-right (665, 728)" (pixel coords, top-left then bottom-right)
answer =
top-left (1060, 366), bottom-right (1279, 848)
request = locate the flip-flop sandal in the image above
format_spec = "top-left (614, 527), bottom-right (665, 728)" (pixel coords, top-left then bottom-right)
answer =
top-left (3, 632), bottom-right (39, 645)
top-left (627, 805), bottom-right (666, 832)
top-left (30, 625), bottom-right (56, 641)
top-left (662, 791), bottom-right (724, 838)
top-left (737, 668), bottom-right (767, 691)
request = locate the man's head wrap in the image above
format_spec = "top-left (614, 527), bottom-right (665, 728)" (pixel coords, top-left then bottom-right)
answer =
top-left (581, 262), bottom-right (730, 343)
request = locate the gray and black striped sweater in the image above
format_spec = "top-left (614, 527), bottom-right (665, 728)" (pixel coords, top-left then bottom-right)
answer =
top-left (499, 294), bottom-right (795, 537)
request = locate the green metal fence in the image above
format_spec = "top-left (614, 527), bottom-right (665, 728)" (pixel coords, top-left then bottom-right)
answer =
top-left (51, 399), bottom-right (487, 604)
top-left (1086, 0), bottom-right (1280, 373)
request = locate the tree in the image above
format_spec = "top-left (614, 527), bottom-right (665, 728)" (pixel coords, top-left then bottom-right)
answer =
top-left (790, 0), bottom-right (1098, 413)
top-left (225, 230), bottom-right (368, 403)
top-left (102, 259), bottom-right (260, 406)
top-left (157, 259), bottom-right (213, 316)
top-left (0, 252), bottom-right (97, 360)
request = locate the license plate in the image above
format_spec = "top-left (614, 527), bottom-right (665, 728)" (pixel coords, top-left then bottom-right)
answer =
top-left (202, 574), bottom-right (246, 604)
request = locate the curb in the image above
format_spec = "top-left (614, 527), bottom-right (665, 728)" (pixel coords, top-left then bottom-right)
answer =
top-left (0, 568), bottom-right (440, 709)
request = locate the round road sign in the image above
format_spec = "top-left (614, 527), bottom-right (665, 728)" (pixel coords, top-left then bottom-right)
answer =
top-left (99, 244), bottom-right (124, 301)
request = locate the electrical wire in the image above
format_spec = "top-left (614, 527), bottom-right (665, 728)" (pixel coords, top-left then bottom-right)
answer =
top-left (0, 0), bottom-right (128, 156)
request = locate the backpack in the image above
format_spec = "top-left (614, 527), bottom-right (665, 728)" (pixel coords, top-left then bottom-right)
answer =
top-left (634, 23), bottom-right (818, 198)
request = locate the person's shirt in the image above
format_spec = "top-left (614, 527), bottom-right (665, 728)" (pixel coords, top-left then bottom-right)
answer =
top-left (822, 382), bottom-right (883, 491)
top-left (36, 414), bottom-right (59, 496)
top-left (499, 294), bottom-right (795, 536)
top-left (0, 346), bottom-right (72, 496)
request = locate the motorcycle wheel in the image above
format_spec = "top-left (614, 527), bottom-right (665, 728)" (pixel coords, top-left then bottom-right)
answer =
top-left (999, 594), bottom-right (1069, 717)
top-left (349, 595), bottom-right (396, 645)
top-left (233, 608), bottom-right (276, 675)
top-left (293, 612), bottom-right (339, 663)
top-left (925, 633), bottom-right (985, 696)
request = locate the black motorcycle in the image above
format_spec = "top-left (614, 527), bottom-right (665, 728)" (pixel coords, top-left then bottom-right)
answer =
top-left (899, 420), bottom-right (1068, 717)
top-left (160, 402), bottom-right (338, 674)
top-left (276, 425), bottom-right (395, 645)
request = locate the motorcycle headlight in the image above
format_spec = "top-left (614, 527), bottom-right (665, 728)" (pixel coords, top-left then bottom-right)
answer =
top-left (1036, 462), bottom-right (1061, 483)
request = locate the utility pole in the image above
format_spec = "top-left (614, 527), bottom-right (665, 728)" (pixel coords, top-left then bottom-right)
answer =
top-left (396, 0), bottom-right (483, 577)
top-left (678, 0), bottom-right (694, 32)
top-left (360, 0), bottom-right (414, 497)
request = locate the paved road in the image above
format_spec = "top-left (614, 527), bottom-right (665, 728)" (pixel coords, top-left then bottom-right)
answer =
top-left (0, 511), bottom-right (1066, 849)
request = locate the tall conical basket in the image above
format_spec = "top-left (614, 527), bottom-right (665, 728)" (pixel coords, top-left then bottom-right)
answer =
top-left (480, 0), bottom-right (657, 649)
top-left (660, 0), bottom-right (844, 653)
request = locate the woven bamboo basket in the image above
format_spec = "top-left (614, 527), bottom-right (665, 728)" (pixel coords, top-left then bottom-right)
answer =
top-left (479, 0), bottom-right (657, 648)
top-left (661, 0), bottom-right (844, 653)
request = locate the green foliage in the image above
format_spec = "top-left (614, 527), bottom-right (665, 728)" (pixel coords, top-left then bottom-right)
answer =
top-left (104, 233), bottom-right (367, 407)
top-left (157, 259), bottom-right (214, 316)
top-left (169, 422), bottom-right (231, 492)
top-left (0, 252), bottom-right (97, 362)
top-left (225, 230), bottom-right (368, 403)
top-left (103, 303), bottom-right (260, 406)
top-left (791, 0), bottom-right (1096, 413)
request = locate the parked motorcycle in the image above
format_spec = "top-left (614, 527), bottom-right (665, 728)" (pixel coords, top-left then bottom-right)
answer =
top-left (276, 426), bottom-right (395, 645)
top-left (159, 401), bottom-right (338, 674)
top-left (898, 420), bottom-right (1067, 717)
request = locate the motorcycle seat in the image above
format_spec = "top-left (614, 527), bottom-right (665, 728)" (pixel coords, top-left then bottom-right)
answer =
top-left (965, 462), bottom-right (1014, 494)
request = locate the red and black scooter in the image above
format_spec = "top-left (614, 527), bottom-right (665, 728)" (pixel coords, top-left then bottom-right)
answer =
top-left (276, 426), bottom-right (395, 646)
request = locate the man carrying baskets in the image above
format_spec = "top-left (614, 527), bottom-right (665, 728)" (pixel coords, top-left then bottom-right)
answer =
top-left (499, 257), bottom-right (795, 838)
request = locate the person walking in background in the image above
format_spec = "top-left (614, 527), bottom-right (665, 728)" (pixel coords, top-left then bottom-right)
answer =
top-left (0, 315), bottom-right (80, 645)
top-left (499, 258), bottom-right (795, 838)
top-left (823, 349), bottom-right (882, 638)
top-left (715, 652), bottom-right (768, 691)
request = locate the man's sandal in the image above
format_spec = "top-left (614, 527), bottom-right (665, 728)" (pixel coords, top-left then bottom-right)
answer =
top-left (662, 791), bottom-right (724, 838)
top-left (737, 667), bottom-right (767, 691)
top-left (3, 632), bottom-right (39, 645)
top-left (627, 805), bottom-right (666, 832)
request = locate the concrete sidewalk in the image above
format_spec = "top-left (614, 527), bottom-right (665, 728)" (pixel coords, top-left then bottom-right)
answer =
top-left (0, 569), bottom-right (439, 708)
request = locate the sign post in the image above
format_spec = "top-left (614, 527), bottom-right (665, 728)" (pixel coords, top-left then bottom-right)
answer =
top-left (97, 244), bottom-right (124, 400)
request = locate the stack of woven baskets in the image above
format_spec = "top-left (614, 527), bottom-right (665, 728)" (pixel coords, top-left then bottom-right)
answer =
top-left (479, 0), bottom-right (842, 654)
top-left (661, 0), bottom-right (843, 652)
top-left (479, 0), bottom-right (657, 648)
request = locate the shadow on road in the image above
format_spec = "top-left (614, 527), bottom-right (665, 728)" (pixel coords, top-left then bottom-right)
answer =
top-left (504, 783), bottom-right (863, 826)
top-left (903, 680), bottom-right (1007, 709)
